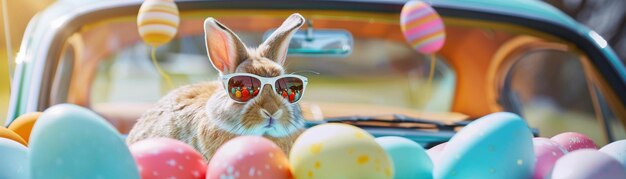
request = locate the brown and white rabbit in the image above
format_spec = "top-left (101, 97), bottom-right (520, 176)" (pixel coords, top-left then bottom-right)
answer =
top-left (126, 13), bottom-right (306, 159)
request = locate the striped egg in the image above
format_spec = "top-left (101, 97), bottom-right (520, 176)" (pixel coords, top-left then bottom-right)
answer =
top-left (400, 0), bottom-right (445, 54)
top-left (137, 0), bottom-right (180, 46)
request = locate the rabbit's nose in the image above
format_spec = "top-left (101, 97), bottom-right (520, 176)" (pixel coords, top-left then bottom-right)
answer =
top-left (257, 84), bottom-right (281, 113)
top-left (260, 108), bottom-right (284, 119)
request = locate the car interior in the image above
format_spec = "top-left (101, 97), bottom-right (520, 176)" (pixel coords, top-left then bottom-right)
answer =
top-left (44, 10), bottom-right (626, 145)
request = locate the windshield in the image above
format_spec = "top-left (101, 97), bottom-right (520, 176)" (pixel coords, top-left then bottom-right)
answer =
top-left (64, 13), bottom-right (456, 120)
top-left (49, 10), bottom-right (624, 144)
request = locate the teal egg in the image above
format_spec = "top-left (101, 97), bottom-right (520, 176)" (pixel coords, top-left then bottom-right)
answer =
top-left (0, 138), bottom-right (29, 179)
top-left (29, 104), bottom-right (139, 179)
top-left (376, 136), bottom-right (433, 179)
top-left (435, 112), bottom-right (535, 179)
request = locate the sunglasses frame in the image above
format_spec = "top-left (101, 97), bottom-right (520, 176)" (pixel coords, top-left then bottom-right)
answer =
top-left (220, 73), bottom-right (308, 103)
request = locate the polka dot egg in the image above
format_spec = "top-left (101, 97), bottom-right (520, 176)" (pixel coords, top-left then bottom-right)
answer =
top-left (550, 132), bottom-right (597, 152)
top-left (290, 123), bottom-right (393, 179)
top-left (129, 137), bottom-right (207, 179)
top-left (207, 136), bottom-right (291, 179)
top-left (137, 0), bottom-right (180, 46)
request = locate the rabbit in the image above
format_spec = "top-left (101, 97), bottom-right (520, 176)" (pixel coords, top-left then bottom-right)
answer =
top-left (126, 13), bottom-right (306, 160)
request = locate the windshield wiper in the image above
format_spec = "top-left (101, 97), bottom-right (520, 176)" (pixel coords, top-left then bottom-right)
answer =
top-left (306, 114), bottom-right (470, 131)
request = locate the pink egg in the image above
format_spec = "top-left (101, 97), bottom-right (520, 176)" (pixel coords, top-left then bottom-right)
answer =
top-left (532, 137), bottom-right (568, 179)
top-left (550, 132), bottom-right (597, 152)
top-left (129, 138), bottom-right (207, 179)
top-left (400, 0), bottom-right (445, 54)
top-left (426, 142), bottom-right (446, 166)
top-left (552, 149), bottom-right (626, 179)
top-left (207, 136), bottom-right (291, 179)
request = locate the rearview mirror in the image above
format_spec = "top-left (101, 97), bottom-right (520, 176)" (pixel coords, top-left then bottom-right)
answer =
top-left (263, 27), bottom-right (353, 57)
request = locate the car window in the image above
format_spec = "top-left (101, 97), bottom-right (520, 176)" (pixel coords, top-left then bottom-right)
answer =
top-left (507, 49), bottom-right (613, 145)
top-left (54, 14), bottom-right (456, 127)
top-left (47, 10), bottom-right (624, 140)
top-left (592, 80), bottom-right (626, 141)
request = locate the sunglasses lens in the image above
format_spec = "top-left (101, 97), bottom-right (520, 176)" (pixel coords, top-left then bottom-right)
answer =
top-left (227, 76), bottom-right (261, 102)
top-left (275, 77), bottom-right (304, 103)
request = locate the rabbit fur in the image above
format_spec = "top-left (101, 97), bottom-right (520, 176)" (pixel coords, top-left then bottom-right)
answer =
top-left (126, 13), bottom-right (306, 160)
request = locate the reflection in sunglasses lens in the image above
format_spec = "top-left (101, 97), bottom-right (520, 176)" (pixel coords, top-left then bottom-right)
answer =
top-left (227, 76), bottom-right (261, 102)
top-left (275, 77), bottom-right (304, 103)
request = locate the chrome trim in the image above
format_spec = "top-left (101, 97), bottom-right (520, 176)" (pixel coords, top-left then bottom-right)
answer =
top-left (23, 0), bottom-right (143, 114)
top-left (5, 13), bottom-right (41, 126)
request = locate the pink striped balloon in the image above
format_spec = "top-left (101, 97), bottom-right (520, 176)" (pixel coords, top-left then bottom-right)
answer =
top-left (400, 0), bottom-right (445, 54)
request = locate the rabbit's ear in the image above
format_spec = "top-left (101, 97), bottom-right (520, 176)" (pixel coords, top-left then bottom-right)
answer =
top-left (258, 13), bottom-right (305, 65)
top-left (204, 18), bottom-right (249, 74)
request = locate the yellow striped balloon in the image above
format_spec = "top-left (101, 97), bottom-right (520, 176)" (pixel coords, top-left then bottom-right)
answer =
top-left (137, 0), bottom-right (180, 47)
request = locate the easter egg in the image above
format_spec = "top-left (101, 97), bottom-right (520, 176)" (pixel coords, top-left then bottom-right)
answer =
top-left (0, 138), bottom-right (29, 179)
top-left (0, 126), bottom-right (27, 146)
top-left (426, 142), bottom-right (446, 167)
top-left (551, 149), bottom-right (626, 179)
top-left (29, 104), bottom-right (139, 179)
top-left (550, 132), bottom-right (597, 152)
top-left (434, 112), bottom-right (535, 179)
top-left (600, 139), bottom-right (626, 170)
top-left (400, 0), bottom-right (445, 54)
top-left (137, 0), bottom-right (179, 46)
top-left (532, 137), bottom-right (567, 179)
top-left (130, 137), bottom-right (207, 179)
top-left (290, 123), bottom-right (393, 179)
top-left (376, 136), bottom-right (433, 179)
top-left (207, 136), bottom-right (291, 179)
top-left (8, 112), bottom-right (41, 144)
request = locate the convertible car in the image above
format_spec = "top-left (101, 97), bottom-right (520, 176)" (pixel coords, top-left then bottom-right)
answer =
top-left (4, 0), bottom-right (626, 147)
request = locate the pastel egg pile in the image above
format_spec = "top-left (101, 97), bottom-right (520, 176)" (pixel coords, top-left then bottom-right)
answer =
top-left (425, 114), bottom-right (626, 179)
top-left (2, 104), bottom-right (626, 179)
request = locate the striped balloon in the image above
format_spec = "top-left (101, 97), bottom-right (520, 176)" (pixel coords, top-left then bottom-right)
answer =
top-left (400, 0), bottom-right (445, 54)
top-left (137, 0), bottom-right (180, 47)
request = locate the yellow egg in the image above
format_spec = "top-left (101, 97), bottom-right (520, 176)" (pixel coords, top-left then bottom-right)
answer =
top-left (8, 112), bottom-right (41, 144)
top-left (137, 0), bottom-right (179, 46)
top-left (0, 127), bottom-right (27, 146)
top-left (290, 123), bottom-right (394, 179)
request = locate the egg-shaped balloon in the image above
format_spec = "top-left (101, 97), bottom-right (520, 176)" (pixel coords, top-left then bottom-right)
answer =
top-left (532, 137), bottom-right (567, 179)
top-left (290, 123), bottom-right (393, 179)
top-left (130, 137), bottom-right (206, 179)
top-left (400, 0), bottom-right (445, 54)
top-left (600, 139), bottom-right (626, 170)
top-left (434, 112), bottom-right (535, 179)
top-left (551, 149), bottom-right (626, 179)
top-left (550, 132), bottom-right (597, 152)
top-left (0, 138), bottom-right (29, 179)
top-left (8, 112), bottom-right (41, 144)
top-left (0, 126), bottom-right (27, 146)
top-left (207, 136), bottom-right (291, 179)
top-left (376, 136), bottom-right (432, 179)
top-left (137, 0), bottom-right (180, 46)
top-left (29, 104), bottom-right (139, 179)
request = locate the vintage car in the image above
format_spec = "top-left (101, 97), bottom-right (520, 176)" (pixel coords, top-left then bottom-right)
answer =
top-left (4, 0), bottom-right (625, 148)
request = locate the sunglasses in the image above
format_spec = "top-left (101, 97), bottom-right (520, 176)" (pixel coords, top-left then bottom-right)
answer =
top-left (220, 73), bottom-right (308, 103)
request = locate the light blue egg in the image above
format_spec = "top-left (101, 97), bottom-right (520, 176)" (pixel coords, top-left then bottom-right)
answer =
top-left (0, 138), bottom-right (29, 179)
top-left (434, 112), bottom-right (535, 179)
top-left (376, 136), bottom-right (433, 179)
top-left (600, 139), bottom-right (626, 170)
top-left (29, 104), bottom-right (139, 179)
